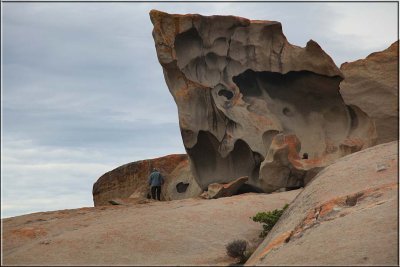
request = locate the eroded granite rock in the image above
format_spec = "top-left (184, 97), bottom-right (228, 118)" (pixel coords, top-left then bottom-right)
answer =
top-left (150, 10), bottom-right (376, 192)
top-left (340, 41), bottom-right (399, 145)
top-left (92, 154), bottom-right (202, 206)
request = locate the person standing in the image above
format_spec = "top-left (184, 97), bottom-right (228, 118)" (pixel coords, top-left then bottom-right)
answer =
top-left (148, 168), bottom-right (164, 201)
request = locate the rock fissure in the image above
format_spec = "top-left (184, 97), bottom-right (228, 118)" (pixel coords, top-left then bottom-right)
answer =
top-left (248, 181), bottom-right (398, 264)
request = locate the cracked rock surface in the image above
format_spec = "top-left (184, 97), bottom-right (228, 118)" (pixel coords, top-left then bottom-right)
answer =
top-left (246, 141), bottom-right (398, 266)
top-left (150, 10), bottom-right (377, 193)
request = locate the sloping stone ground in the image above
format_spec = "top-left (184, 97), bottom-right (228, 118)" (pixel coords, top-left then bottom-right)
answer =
top-left (3, 142), bottom-right (397, 266)
top-left (246, 141), bottom-right (398, 266)
top-left (2, 190), bottom-right (299, 265)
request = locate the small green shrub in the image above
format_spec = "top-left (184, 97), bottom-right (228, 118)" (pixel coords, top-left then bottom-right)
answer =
top-left (226, 239), bottom-right (249, 264)
top-left (251, 204), bottom-right (289, 237)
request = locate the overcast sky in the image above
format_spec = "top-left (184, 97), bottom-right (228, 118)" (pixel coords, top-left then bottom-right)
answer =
top-left (2, 2), bottom-right (398, 218)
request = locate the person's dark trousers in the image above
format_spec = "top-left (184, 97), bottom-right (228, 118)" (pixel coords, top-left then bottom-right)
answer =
top-left (151, 186), bottom-right (162, 201)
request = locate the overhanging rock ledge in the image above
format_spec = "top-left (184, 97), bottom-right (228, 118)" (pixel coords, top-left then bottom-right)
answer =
top-left (150, 10), bottom-right (377, 192)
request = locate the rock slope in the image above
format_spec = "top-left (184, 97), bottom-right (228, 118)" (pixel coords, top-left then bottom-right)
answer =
top-left (2, 191), bottom-right (299, 265)
top-left (340, 41), bottom-right (399, 145)
top-left (246, 141), bottom-right (398, 266)
top-left (3, 141), bottom-right (397, 265)
top-left (150, 10), bottom-right (376, 193)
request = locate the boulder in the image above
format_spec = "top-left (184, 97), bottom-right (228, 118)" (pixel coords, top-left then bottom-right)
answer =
top-left (150, 10), bottom-right (376, 193)
top-left (340, 41), bottom-right (398, 145)
top-left (201, 176), bottom-right (248, 199)
top-left (2, 191), bottom-right (300, 265)
top-left (92, 154), bottom-right (202, 206)
top-left (246, 141), bottom-right (398, 265)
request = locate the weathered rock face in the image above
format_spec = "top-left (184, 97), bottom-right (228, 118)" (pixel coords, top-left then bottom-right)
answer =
top-left (150, 10), bottom-right (376, 192)
top-left (246, 141), bottom-right (398, 265)
top-left (92, 154), bottom-right (202, 206)
top-left (340, 41), bottom-right (399, 145)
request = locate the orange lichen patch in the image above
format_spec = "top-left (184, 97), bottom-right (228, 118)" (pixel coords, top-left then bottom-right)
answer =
top-left (246, 231), bottom-right (292, 265)
top-left (150, 10), bottom-right (179, 46)
top-left (175, 88), bottom-right (190, 100)
top-left (284, 135), bottom-right (301, 160)
top-left (318, 200), bottom-right (340, 217)
top-left (249, 182), bottom-right (398, 264)
top-left (303, 157), bottom-right (324, 165)
top-left (283, 135), bottom-right (299, 146)
top-left (297, 156), bottom-right (326, 170)
top-left (270, 134), bottom-right (300, 153)
top-left (11, 227), bottom-right (47, 239)
top-left (293, 182), bottom-right (398, 234)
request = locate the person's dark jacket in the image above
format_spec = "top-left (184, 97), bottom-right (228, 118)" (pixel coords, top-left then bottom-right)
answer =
top-left (148, 171), bottom-right (164, 187)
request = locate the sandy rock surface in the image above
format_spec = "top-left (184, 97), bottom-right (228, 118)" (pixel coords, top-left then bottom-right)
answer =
top-left (3, 190), bottom-right (299, 265)
top-left (247, 141), bottom-right (398, 266)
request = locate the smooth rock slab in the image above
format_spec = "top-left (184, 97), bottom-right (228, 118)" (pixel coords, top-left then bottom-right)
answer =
top-left (3, 191), bottom-right (300, 266)
top-left (246, 141), bottom-right (398, 266)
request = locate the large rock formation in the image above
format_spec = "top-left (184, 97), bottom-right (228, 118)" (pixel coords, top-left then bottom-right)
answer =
top-left (2, 191), bottom-right (300, 265)
top-left (340, 41), bottom-right (399, 145)
top-left (150, 10), bottom-right (376, 193)
top-left (92, 154), bottom-right (202, 206)
top-left (246, 141), bottom-right (398, 265)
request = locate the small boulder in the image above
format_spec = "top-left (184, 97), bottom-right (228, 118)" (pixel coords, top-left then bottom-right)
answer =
top-left (201, 176), bottom-right (249, 199)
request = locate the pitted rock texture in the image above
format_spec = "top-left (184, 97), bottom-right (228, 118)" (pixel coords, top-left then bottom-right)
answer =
top-left (246, 141), bottom-right (398, 266)
top-left (150, 10), bottom-right (376, 192)
top-left (340, 41), bottom-right (399, 145)
top-left (92, 154), bottom-right (202, 206)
